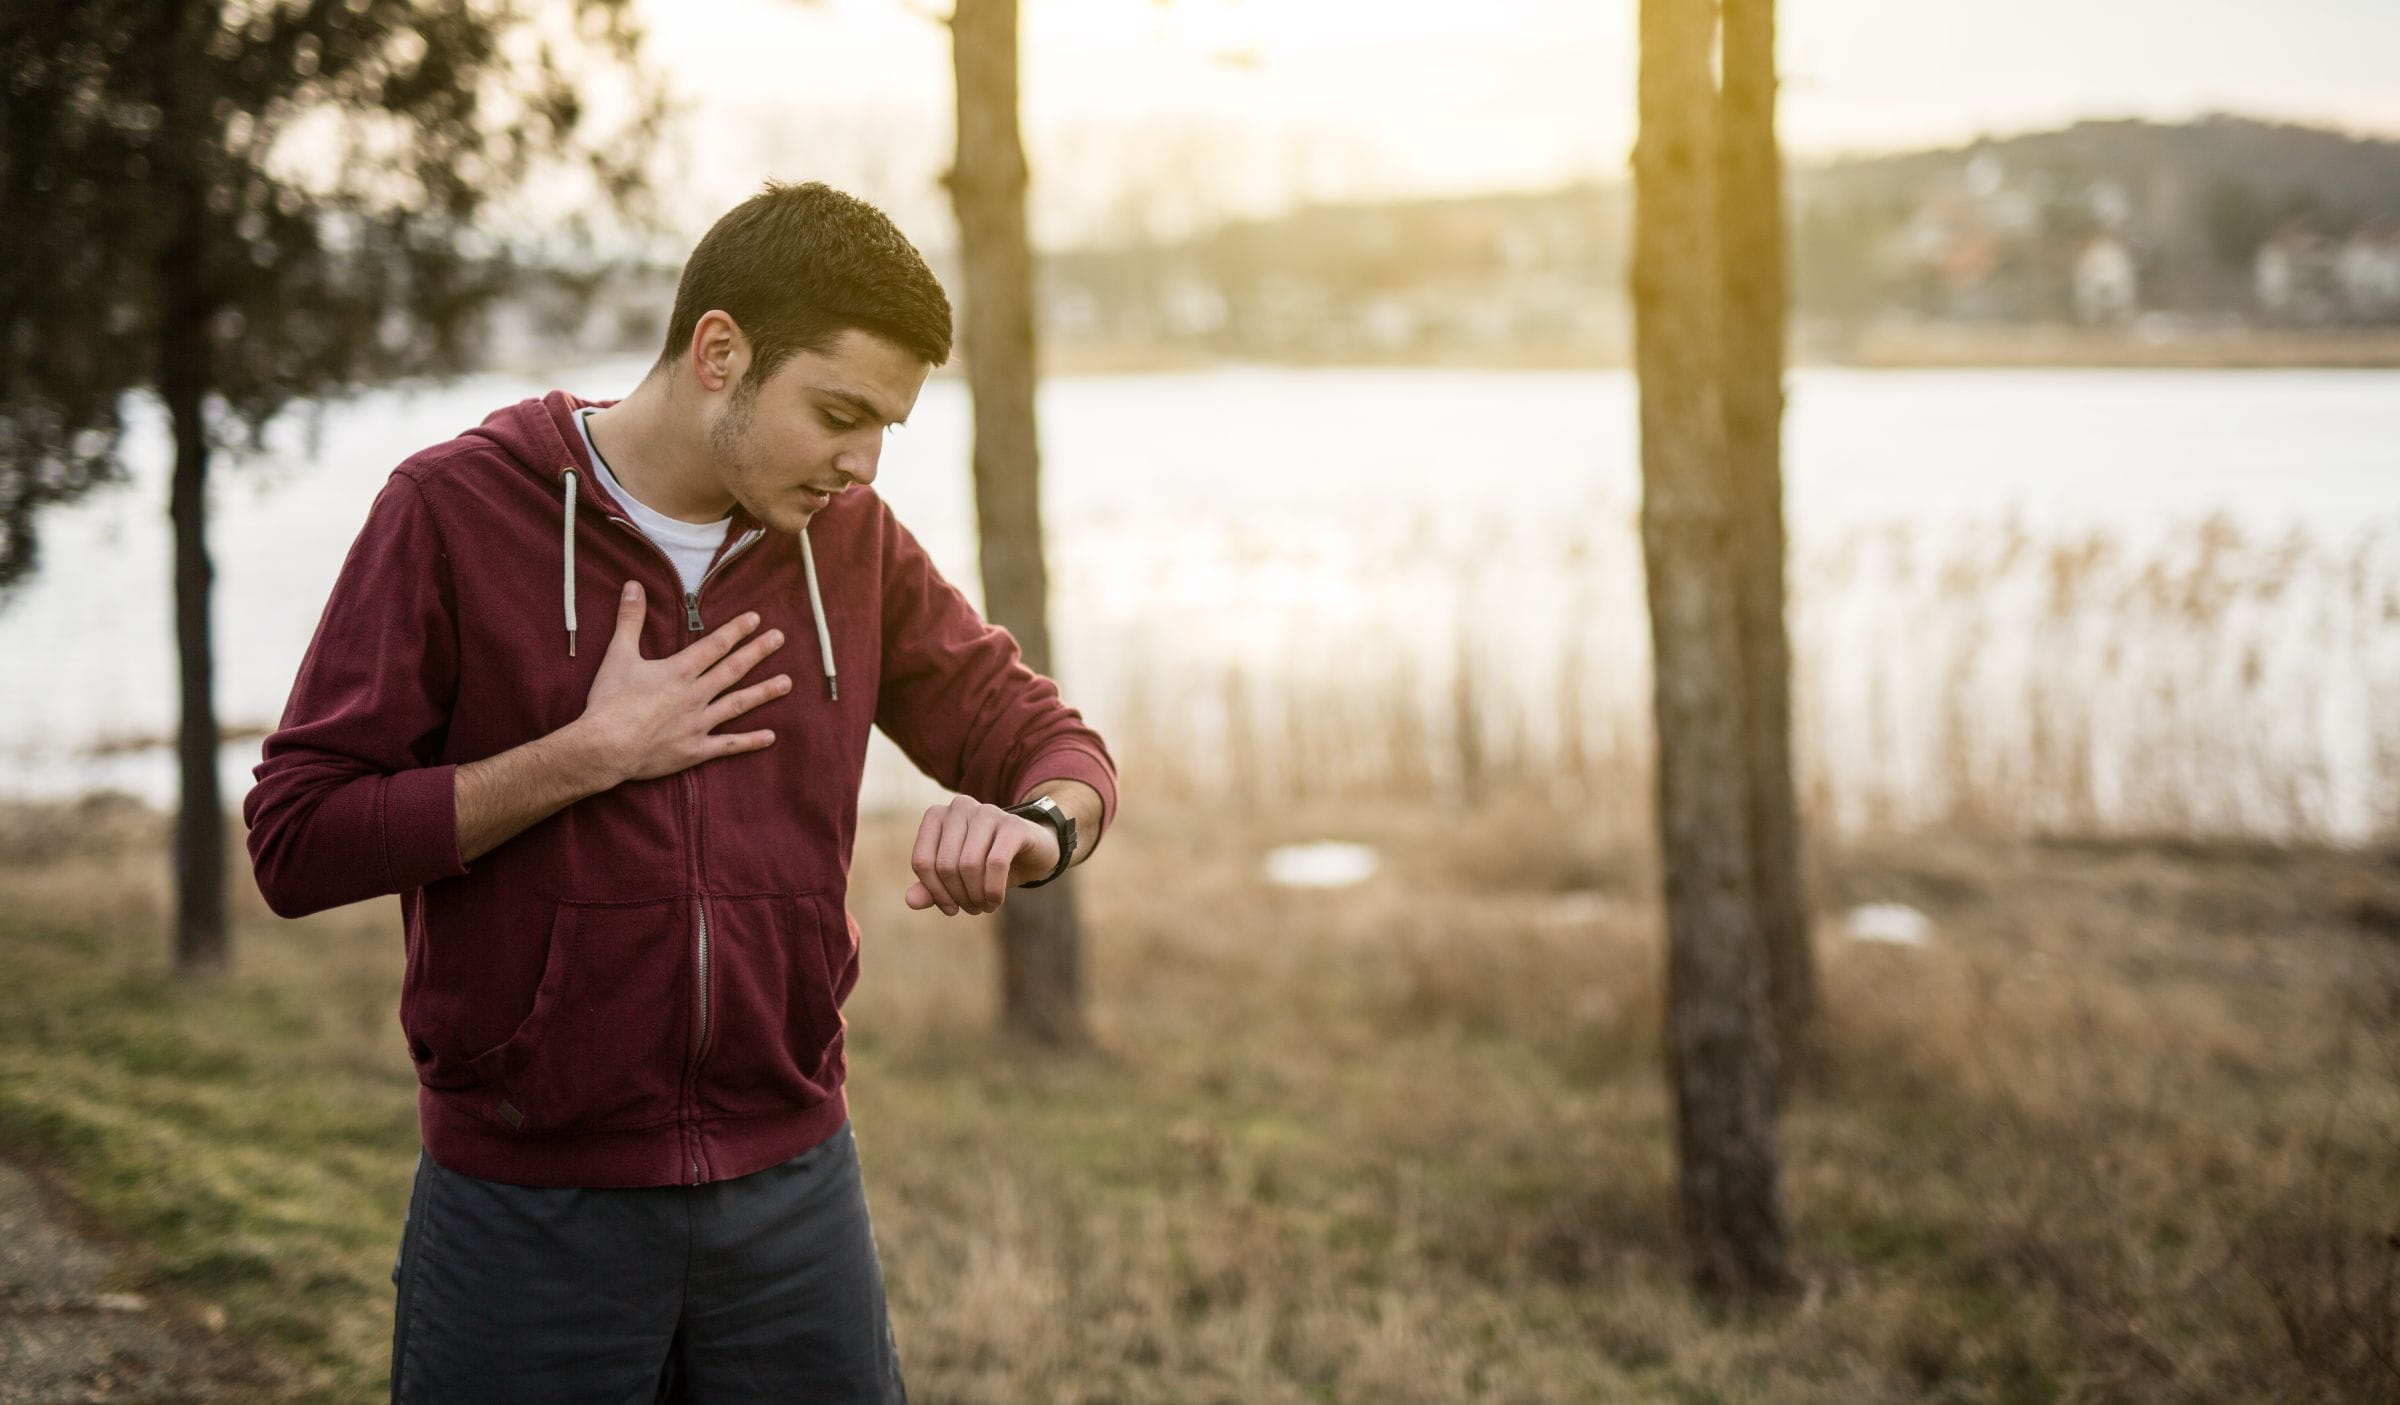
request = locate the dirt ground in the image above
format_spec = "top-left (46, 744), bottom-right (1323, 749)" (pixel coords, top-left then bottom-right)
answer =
top-left (0, 1154), bottom-right (287, 1404)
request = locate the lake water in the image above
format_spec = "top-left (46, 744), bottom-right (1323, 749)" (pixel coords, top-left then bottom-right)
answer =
top-left (4, 362), bottom-right (2396, 839)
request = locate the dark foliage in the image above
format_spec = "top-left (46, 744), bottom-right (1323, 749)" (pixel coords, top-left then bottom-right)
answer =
top-left (0, 0), bottom-right (662, 589)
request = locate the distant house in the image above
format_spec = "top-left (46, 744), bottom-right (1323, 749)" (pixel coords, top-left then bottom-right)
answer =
top-left (2072, 233), bottom-right (2139, 324)
top-left (2256, 223), bottom-right (2346, 323)
top-left (1884, 167), bottom-right (2066, 320)
top-left (2337, 223), bottom-right (2400, 320)
top-left (1159, 275), bottom-right (1231, 338)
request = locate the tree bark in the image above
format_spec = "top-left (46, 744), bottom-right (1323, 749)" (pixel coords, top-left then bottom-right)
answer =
top-left (165, 359), bottom-right (224, 977)
top-left (160, 0), bottom-right (226, 977)
top-left (949, 0), bottom-right (1087, 1046)
top-left (1719, 0), bottom-right (1816, 1079)
top-left (1633, 0), bottom-right (1795, 1299)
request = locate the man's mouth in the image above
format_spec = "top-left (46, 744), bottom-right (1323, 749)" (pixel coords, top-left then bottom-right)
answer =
top-left (798, 484), bottom-right (839, 508)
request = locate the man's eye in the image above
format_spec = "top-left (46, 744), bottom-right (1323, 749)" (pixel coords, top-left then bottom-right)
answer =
top-left (823, 413), bottom-right (857, 432)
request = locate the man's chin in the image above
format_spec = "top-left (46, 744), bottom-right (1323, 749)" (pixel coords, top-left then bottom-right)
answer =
top-left (752, 502), bottom-right (821, 536)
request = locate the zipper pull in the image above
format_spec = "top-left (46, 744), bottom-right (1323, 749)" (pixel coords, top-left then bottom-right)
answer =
top-left (684, 592), bottom-right (703, 632)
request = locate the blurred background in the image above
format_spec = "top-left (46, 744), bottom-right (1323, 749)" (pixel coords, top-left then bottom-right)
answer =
top-left (2, 1), bottom-right (2397, 1401)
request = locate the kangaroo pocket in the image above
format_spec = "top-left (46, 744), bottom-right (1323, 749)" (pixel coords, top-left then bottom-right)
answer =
top-left (694, 891), bottom-right (852, 1117)
top-left (464, 896), bottom-right (695, 1135)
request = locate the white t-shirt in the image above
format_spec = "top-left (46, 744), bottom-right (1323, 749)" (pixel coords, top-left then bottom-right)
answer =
top-left (574, 407), bottom-right (729, 597)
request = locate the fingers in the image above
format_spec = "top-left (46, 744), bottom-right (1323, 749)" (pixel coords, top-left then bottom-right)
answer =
top-left (604, 581), bottom-right (648, 662)
top-left (959, 807), bottom-right (1014, 913)
top-left (677, 611), bottom-right (765, 680)
top-left (909, 799), bottom-right (983, 916)
top-left (934, 795), bottom-right (976, 911)
top-left (983, 823), bottom-right (1019, 912)
top-left (699, 624), bottom-right (785, 695)
top-left (909, 806), bottom-right (957, 915)
top-left (953, 809), bottom-right (992, 910)
top-left (701, 674), bottom-right (793, 730)
top-left (904, 798), bottom-right (1026, 916)
top-left (711, 728), bottom-right (775, 758)
top-left (955, 809), bottom-right (994, 911)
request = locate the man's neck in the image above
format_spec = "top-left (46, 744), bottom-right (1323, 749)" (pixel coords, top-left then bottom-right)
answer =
top-left (582, 377), bottom-right (733, 524)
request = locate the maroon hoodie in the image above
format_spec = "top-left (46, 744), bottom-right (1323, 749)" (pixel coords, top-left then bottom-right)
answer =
top-left (243, 391), bottom-right (1117, 1188)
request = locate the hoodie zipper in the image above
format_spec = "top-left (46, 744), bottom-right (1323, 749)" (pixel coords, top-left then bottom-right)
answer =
top-left (676, 529), bottom-right (756, 1184)
top-left (581, 505), bottom-right (761, 1186)
top-left (680, 530), bottom-right (765, 632)
top-left (691, 882), bottom-right (709, 1186)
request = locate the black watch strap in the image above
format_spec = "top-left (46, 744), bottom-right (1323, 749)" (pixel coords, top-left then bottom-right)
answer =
top-left (1003, 795), bottom-right (1077, 889)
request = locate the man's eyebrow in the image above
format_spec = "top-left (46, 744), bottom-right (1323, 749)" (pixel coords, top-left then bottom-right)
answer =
top-left (812, 385), bottom-right (905, 427)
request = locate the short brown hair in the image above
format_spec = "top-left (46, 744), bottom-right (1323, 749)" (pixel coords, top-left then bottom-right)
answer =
top-left (660, 182), bottom-right (952, 380)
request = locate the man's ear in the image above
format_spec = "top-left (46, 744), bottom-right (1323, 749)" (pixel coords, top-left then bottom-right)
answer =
top-left (688, 310), bottom-right (750, 394)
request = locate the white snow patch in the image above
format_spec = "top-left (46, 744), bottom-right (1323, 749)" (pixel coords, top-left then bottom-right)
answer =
top-left (1263, 842), bottom-right (1380, 889)
top-left (1843, 902), bottom-right (1933, 946)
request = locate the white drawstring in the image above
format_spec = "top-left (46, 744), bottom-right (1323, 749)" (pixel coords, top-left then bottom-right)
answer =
top-left (801, 526), bottom-right (838, 701)
top-left (564, 442), bottom-right (832, 698)
top-left (561, 468), bottom-right (579, 657)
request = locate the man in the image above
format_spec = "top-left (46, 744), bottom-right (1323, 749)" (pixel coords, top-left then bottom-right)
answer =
top-left (243, 181), bottom-right (1115, 1403)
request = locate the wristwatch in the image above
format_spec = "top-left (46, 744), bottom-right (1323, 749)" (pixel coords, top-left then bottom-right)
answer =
top-left (1003, 795), bottom-right (1077, 889)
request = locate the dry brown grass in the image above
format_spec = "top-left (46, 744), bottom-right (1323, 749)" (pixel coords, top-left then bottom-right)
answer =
top-left (1074, 511), bottom-right (2400, 850)
top-left (848, 795), bottom-right (2400, 1402)
top-left (2, 792), bottom-right (2397, 1401)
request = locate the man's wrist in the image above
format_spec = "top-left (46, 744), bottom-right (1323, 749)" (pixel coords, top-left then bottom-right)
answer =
top-left (1013, 779), bottom-right (1103, 869)
top-left (556, 716), bottom-right (629, 794)
top-left (1003, 795), bottom-right (1075, 888)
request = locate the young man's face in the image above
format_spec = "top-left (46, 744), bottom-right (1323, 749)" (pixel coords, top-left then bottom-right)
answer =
top-left (708, 326), bottom-right (932, 535)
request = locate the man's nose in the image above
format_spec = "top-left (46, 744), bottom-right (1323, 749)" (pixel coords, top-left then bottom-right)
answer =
top-left (834, 440), bottom-right (879, 487)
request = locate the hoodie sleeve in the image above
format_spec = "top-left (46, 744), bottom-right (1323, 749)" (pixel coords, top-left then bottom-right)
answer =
top-left (871, 504), bottom-right (1118, 844)
top-left (243, 472), bottom-right (469, 918)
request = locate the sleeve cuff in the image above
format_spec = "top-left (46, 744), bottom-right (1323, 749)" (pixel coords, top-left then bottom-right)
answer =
top-left (381, 763), bottom-right (468, 891)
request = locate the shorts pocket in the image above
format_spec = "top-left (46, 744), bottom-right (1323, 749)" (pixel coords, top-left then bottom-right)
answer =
top-left (695, 891), bottom-right (851, 1116)
top-left (464, 896), bottom-right (694, 1134)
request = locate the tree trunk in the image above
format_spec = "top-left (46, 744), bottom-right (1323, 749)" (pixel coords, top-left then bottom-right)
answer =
top-left (160, 1), bottom-right (225, 977)
top-left (1633, 0), bottom-right (1795, 1299)
top-left (949, 0), bottom-right (1087, 1047)
top-left (165, 360), bottom-right (225, 977)
top-left (1719, 0), bottom-right (1816, 1079)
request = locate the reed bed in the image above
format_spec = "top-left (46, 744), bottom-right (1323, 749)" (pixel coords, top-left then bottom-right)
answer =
top-left (1033, 510), bottom-right (2400, 846)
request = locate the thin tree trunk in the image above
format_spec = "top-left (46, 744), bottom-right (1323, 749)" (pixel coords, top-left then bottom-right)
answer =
top-left (1633, 0), bottom-right (1795, 1299)
top-left (949, 0), bottom-right (1087, 1046)
top-left (1719, 0), bottom-right (1816, 1079)
top-left (166, 366), bottom-right (224, 976)
top-left (160, 0), bottom-right (225, 977)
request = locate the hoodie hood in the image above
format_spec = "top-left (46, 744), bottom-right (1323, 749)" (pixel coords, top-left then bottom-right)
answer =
top-left (461, 392), bottom-right (832, 693)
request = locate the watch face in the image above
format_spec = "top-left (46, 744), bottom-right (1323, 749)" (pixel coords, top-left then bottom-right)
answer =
top-left (1010, 796), bottom-right (1075, 887)
top-left (1013, 797), bottom-right (1069, 840)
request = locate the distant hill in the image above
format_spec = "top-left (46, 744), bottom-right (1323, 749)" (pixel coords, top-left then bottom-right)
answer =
top-left (1035, 114), bottom-right (2400, 363)
top-left (1799, 115), bottom-right (2400, 224)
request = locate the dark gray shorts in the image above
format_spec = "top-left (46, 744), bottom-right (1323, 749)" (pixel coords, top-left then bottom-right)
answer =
top-left (389, 1122), bottom-right (905, 1403)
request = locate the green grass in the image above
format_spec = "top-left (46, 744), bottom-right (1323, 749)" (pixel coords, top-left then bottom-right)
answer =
top-left (0, 918), bottom-right (418, 1398)
top-left (3, 795), bottom-right (2398, 1401)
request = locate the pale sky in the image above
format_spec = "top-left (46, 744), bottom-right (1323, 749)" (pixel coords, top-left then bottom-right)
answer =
top-left (626, 0), bottom-right (2400, 247)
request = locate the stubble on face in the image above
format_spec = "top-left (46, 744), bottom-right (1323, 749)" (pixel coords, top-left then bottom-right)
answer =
top-left (707, 371), bottom-right (760, 483)
top-left (707, 370), bottom-right (789, 530)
